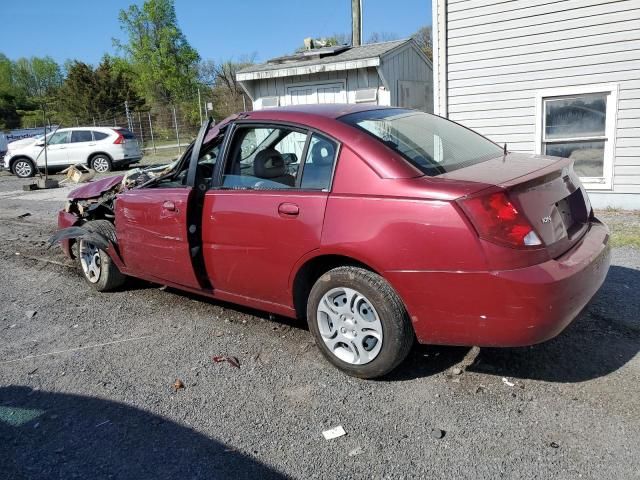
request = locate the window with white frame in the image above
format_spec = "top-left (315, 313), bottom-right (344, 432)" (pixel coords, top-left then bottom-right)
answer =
top-left (537, 84), bottom-right (618, 189)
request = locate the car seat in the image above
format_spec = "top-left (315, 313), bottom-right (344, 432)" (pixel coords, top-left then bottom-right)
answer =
top-left (253, 148), bottom-right (295, 187)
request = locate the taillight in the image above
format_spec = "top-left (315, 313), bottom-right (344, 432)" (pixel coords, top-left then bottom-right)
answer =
top-left (458, 191), bottom-right (542, 248)
top-left (113, 131), bottom-right (124, 144)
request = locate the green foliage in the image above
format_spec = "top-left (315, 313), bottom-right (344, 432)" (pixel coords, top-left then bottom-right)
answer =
top-left (0, 92), bottom-right (20, 129)
top-left (12, 56), bottom-right (62, 100)
top-left (57, 57), bottom-right (144, 124)
top-left (115, 0), bottom-right (200, 105)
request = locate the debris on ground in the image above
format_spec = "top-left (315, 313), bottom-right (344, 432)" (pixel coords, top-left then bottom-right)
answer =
top-left (60, 164), bottom-right (96, 184)
top-left (348, 446), bottom-right (364, 456)
top-left (322, 425), bottom-right (346, 440)
top-left (430, 428), bottom-right (446, 439)
top-left (452, 367), bottom-right (463, 375)
top-left (212, 355), bottom-right (240, 368)
top-left (475, 385), bottom-right (486, 394)
top-left (172, 379), bottom-right (185, 391)
top-left (17, 212), bottom-right (31, 218)
top-left (502, 377), bottom-right (516, 387)
top-left (550, 442), bottom-right (560, 449)
top-left (25, 310), bottom-right (37, 319)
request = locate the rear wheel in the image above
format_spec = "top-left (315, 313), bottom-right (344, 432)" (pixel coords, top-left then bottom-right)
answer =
top-left (12, 158), bottom-right (35, 178)
top-left (77, 220), bottom-right (125, 291)
top-left (307, 266), bottom-right (414, 379)
top-left (90, 154), bottom-right (112, 173)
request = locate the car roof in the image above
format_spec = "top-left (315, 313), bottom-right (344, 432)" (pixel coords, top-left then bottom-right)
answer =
top-left (243, 103), bottom-right (400, 121)
top-left (50, 127), bottom-right (118, 133)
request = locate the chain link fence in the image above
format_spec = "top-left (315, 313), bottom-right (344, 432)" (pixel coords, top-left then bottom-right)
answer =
top-left (18, 99), bottom-right (214, 164)
top-left (81, 103), bottom-right (202, 163)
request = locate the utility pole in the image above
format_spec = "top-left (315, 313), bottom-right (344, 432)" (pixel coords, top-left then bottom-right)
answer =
top-left (42, 108), bottom-right (48, 180)
top-left (352, 0), bottom-right (362, 46)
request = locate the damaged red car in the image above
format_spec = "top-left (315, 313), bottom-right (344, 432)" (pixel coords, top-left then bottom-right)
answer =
top-left (53, 105), bottom-right (611, 378)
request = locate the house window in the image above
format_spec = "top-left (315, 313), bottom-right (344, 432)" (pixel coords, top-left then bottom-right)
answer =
top-left (537, 84), bottom-right (618, 190)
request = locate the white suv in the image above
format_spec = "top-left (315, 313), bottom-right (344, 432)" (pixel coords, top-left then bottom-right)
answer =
top-left (3, 127), bottom-right (142, 177)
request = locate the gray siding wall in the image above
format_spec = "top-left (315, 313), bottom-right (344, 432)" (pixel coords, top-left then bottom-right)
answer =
top-left (379, 44), bottom-right (434, 112)
top-left (249, 67), bottom-right (382, 107)
top-left (442, 0), bottom-right (640, 195)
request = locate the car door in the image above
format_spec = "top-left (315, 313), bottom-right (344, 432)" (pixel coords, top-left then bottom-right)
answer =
top-left (67, 130), bottom-right (94, 165)
top-left (202, 122), bottom-right (339, 308)
top-left (35, 131), bottom-right (69, 167)
top-left (113, 121), bottom-right (216, 289)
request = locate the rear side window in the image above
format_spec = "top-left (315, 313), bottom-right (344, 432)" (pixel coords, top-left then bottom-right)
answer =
top-left (115, 129), bottom-right (136, 139)
top-left (301, 134), bottom-right (337, 190)
top-left (340, 109), bottom-right (503, 176)
top-left (70, 130), bottom-right (93, 143)
top-left (93, 131), bottom-right (109, 141)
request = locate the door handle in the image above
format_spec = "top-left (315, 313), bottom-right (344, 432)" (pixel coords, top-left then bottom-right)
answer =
top-left (278, 202), bottom-right (299, 216)
top-left (162, 200), bottom-right (176, 211)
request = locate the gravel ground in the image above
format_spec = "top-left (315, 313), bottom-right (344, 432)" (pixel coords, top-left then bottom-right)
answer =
top-left (0, 169), bottom-right (638, 479)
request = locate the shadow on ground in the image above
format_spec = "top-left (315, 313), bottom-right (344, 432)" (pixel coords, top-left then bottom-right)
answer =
top-left (0, 386), bottom-right (287, 480)
top-left (467, 265), bottom-right (640, 383)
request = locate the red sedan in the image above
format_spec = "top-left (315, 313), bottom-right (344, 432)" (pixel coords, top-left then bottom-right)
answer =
top-left (54, 105), bottom-right (611, 378)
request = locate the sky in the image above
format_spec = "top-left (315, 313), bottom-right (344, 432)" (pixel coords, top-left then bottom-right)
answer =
top-left (0, 0), bottom-right (431, 66)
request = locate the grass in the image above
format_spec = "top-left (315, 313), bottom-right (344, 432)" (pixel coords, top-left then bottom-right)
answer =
top-left (596, 209), bottom-right (640, 248)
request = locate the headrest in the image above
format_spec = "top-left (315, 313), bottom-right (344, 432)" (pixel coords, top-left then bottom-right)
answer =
top-left (311, 140), bottom-right (335, 166)
top-left (254, 148), bottom-right (285, 178)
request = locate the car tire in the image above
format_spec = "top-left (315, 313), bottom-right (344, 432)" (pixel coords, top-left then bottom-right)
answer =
top-left (90, 154), bottom-right (112, 173)
top-left (12, 158), bottom-right (36, 178)
top-left (76, 220), bottom-right (126, 292)
top-left (307, 266), bottom-right (414, 379)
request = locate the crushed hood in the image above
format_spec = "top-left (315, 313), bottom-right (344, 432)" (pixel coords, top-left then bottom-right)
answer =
top-left (67, 175), bottom-right (124, 200)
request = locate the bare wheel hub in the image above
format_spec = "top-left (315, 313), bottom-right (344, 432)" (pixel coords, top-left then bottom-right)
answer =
top-left (79, 240), bottom-right (101, 283)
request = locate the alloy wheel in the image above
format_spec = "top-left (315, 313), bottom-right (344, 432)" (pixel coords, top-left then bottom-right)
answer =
top-left (92, 157), bottom-right (110, 173)
top-left (14, 160), bottom-right (33, 177)
top-left (316, 287), bottom-right (384, 365)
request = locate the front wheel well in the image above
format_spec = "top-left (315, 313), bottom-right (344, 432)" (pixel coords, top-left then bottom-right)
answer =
top-left (9, 155), bottom-right (35, 169)
top-left (292, 254), bottom-right (379, 319)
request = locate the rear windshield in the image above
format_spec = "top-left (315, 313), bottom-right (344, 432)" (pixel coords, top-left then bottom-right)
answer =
top-left (115, 128), bottom-right (136, 139)
top-left (340, 109), bottom-right (503, 176)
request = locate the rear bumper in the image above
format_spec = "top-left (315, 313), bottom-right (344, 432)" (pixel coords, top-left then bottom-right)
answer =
top-left (386, 219), bottom-right (611, 347)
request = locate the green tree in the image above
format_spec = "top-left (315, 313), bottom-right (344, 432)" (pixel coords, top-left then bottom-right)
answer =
top-left (57, 57), bottom-right (144, 123)
top-left (12, 56), bottom-right (62, 100)
top-left (115, 0), bottom-right (200, 104)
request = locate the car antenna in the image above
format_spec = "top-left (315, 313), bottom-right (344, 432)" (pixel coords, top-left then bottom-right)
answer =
top-left (503, 143), bottom-right (508, 155)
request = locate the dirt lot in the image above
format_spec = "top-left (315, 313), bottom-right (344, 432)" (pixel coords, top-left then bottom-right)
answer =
top-left (0, 168), bottom-right (638, 479)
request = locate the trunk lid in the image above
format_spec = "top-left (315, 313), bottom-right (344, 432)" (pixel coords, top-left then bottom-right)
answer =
top-left (443, 153), bottom-right (592, 258)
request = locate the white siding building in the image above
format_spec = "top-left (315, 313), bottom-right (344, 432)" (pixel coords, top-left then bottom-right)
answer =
top-left (237, 39), bottom-right (433, 113)
top-left (433, 0), bottom-right (640, 209)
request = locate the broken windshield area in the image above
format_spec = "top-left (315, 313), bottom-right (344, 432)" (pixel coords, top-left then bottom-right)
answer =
top-left (124, 124), bottom-right (224, 189)
top-left (339, 109), bottom-right (503, 176)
